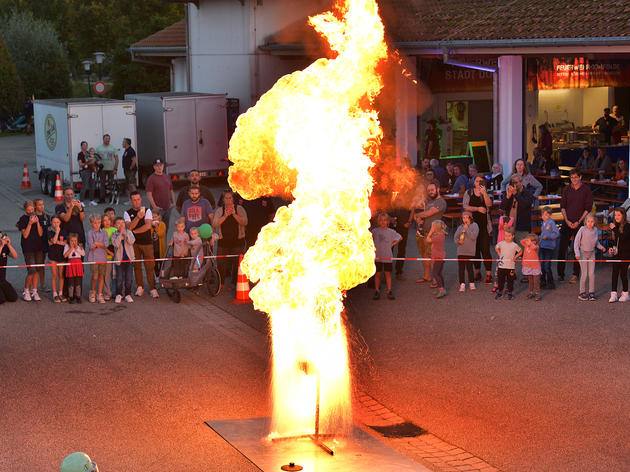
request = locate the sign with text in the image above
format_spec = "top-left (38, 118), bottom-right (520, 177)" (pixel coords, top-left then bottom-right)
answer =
top-left (527, 57), bottom-right (630, 90)
top-left (419, 57), bottom-right (495, 93)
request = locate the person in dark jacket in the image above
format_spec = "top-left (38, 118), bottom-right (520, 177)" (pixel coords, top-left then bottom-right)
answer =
top-left (500, 174), bottom-right (535, 244)
top-left (608, 207), bottom-right (630, 302)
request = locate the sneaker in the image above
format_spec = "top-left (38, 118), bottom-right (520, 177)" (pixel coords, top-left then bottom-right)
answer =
top-left (435, 289), bottom-right (446, 298)
top-left (30, 290), bottom-right (41, 301)
top-left (373, 290), bottom-right (380, 300)
top-left (115, 295), bottom-right (122, 303)
top-left (495, 291), bottom-right (503, 300)
top-left (526, 293), bottom-right (535, 299)
top-left (97, 294), bottom-right (106, 304)
top-left (387, 291), bottom-right (395, 300)
top-left (150, 289), bottom-right (160, 298)
top-left (569, 275), bottom-right (578, 284)
top-left (484, 274), bottom-right (493, 284)
top-left (535, 295), bottom-right (542, 301)
top-left (75, 296), bottom-right (82, 304)
top-left (469, 283), bottom-right (476, 291)
top-left (491, 286), bottom-right (498, 293)
top-left (429, 282), bottom-right (439, 288)
top-left (125, 295), bottom-right (134, 303)
top-left (104, 295), bottom-right (111, 301)
top-left (474, 271), bottom-right (482, 281)
top-left (89, 200), bottom-right (98, 206)
top-left (505, 293), bottom-right (514, 300)
top-left (459, 283), bottom-right (466, 292)
top-left (53, 295), bottom-right (61, 303)
top-left (135, 286), bottom-right (144, 297)
top-left (619, 291), bottom-right (630, 302)
top-left (59, 295), bottom-right (67, 302)
top-left (588, 293), bottom-right (597, 301)
top-left (609, 291), bottom-right (618, 303)
top-left (578, 293), bottom-right (589, 301)
top-left (22, 290), bottom-right (31, 302)
top-left (89, 291), bottom-right (96, 303)
top-left (68, 297), bottom-right (75, 304)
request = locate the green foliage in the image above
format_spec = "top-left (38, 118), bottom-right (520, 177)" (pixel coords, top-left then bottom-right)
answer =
top-left (0, 10), bottom-right (71, 98)
top-left (0, 35), bottom-right (24, 115)
top-left (0, 0), bottom-right (183, 97)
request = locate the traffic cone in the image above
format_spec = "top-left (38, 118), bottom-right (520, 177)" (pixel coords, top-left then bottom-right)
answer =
top-left (53, 174), bottom-right (63, 201)
top-left (20, 163), bottom-right (31, 189)
top-left (231, 254), bottom-right (252, 305)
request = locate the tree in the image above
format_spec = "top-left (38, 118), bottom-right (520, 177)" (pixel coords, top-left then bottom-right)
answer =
top-left (0, 10), bottom-right (71, 98)
top-left (0, 35), bottom-right (24, 116)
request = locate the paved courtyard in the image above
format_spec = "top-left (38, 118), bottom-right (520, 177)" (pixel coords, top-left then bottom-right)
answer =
top-left (1, 135), bottom-right (630, 471)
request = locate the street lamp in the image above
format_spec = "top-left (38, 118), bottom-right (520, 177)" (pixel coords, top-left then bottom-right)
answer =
top-left (81, 60), bottom-right (92, 97)
top-left (93, 52), bottom-right (106, 80)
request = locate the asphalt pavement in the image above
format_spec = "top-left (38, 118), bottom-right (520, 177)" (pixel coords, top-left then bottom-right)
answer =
top-left (2, 135), bottom-right (630, 471)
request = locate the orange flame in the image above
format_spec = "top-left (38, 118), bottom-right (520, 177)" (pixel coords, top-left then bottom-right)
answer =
top-left (228, 0), bottom-right (388, 437)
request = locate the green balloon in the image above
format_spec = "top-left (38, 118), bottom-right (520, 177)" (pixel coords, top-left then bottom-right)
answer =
top-left (199, 223), bottom-right (213, 239)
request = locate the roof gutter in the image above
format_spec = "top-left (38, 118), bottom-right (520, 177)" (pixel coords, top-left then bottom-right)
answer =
top-left (397, 36), bottom-right (630, 50)
top-left (128, 46), bottom-right (186, 57)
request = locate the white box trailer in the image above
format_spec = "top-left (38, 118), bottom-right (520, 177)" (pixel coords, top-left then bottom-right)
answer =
top-left (33, 98), bottom-right (136, 195)
top-left (124, 92), bottom-right (229, 186)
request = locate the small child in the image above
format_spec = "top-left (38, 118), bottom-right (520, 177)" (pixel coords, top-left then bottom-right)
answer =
top-left (454, 211), bottom-right (479, 292)
top-left (371, 213), bottom-right (402, 300)
top-left (188, 227), bottom-right (203, 273)
top-left (87, 214), bottom-right (108, 303)
top-left (47, 215), bottom-right (67, 302)
top-left (426, 219), bottom-right (447, 298)
top-left (169, 220), bottom-right (190, 278)
top-left (64, 233), bottom-right (85, 303)
top-left (521, 234), bottom-right (542, 300)
top-left (539, 207), bottom-right (560, 289)
top-left (102, 213), bottom-right (117, 301)
top-left (574, 213), bottom-right (605, 301)
top-left (111, 216), bottom-right (135, 303)
top-left (152, 212), bottom-right (167, 277)
top-left (495, 228), bottom-right (522, 300)
top-left (492, 212), bottom-right (514, 293)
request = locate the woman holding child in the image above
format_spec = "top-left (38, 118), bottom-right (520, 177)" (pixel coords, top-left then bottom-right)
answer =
top-left (213, 191), bottom-right (248, 288)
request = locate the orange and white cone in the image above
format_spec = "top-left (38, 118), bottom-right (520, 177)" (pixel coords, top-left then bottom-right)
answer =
top-left (231, 254), bottom-right (252, 305)
top-left (20, 163), bottom-right (31, 189)
top-left (53, 174), bottom-right (63, 201)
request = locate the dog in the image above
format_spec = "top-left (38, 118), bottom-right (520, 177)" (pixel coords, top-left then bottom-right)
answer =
top-left (108, 180), bottom-right (121, 206)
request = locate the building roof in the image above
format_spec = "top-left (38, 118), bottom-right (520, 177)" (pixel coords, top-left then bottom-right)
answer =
top-left (263, 0), bottom-right (630, 52)
top-left (380, 0), bottom-right (630, 43)
top-left (131, 19), bottom-right (186, 49)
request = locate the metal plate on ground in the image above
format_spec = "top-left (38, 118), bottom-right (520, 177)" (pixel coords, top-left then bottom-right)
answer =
top-left (206, 417), bottom-right (430, 471)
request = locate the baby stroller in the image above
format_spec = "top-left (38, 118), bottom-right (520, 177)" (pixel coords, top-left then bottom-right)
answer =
top-left (158, 238), bottom-right (221, 303)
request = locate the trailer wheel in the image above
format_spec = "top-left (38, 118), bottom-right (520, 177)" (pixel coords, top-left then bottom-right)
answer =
top-left (47, 175), bottom-right (56, 197)
top-left (40, 174), bottom-right (48, 194)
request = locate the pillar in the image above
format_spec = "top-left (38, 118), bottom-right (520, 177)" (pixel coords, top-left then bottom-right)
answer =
top-left (497, 55), bottom-right (524, 176)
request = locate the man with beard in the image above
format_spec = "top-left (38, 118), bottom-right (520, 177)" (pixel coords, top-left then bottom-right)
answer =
top-left (413, 181), bottom-right (446, 284)
top-left (181, 187), bottom-right (214, 232)
top-left (176, 169), bottom-right (216, 213)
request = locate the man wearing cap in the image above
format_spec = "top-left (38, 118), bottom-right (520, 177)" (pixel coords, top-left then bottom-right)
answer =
top-left (145, 159), bottom-right (175, 232)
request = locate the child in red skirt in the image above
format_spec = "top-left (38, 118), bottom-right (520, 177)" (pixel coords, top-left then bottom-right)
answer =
top-left (64, 233), bottom-right (85, 303)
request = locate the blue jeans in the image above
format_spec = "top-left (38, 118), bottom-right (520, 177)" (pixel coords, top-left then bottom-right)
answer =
top-left (115, 262), bottom-right (134, 297)
top-left (539, 247), bottom-right (555, 284)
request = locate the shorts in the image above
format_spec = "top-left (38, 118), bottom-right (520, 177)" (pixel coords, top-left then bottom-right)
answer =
top-left (24, 251), bottom-right (44, 275)
top-left (375, 262), bottom-right (393, 273)
top-left (91, 262), bottom-right (107, 278)
top-left (124, 169), bottom-right (137, 186)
